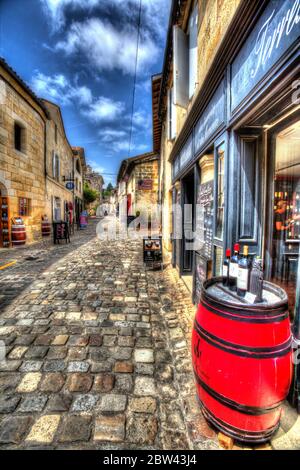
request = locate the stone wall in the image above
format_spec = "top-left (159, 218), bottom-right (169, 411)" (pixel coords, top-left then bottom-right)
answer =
top-left (0, 71), bottom-right (47, 244)
top-left (134, 159), bottom-right (159, 213)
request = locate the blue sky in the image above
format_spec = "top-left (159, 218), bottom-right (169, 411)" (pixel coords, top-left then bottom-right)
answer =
top-left (0, 0), bottom-right (171, 186)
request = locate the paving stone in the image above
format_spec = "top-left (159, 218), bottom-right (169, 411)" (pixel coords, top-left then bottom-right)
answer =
top-left (0, 373), bottom-right (21, 392)
top-left (8, 346), bottom-right (28, 359)
top-left (135, 363), bottom-right (154, 375)
top-left (19, 360), bottom-right (43, 372)
top-left (43, 361), bottom-right (66, 372)
top-left (66, 373), bottom-right (93, 392)
top-left (51, 335), bottom-right (69, 346)
top-left (98, 394), bottom-right (127, 412)
top-left (93, 374), bottom-right (115, 392)
top-left (129, 397), bottom-right (157, 414)
top-left (19, 394), bottom-right (48, 413)
top-left (40, 373), bottom-right (65, 392)
top-left (35, 335), bottom-right (53, 346)
top-left (134, 377), bottom-right (156, 396)
top-left (126, 414), bottom-right (158, 445)
top-left (0, 416), bottom-right (33, 444)
top-left (17, 372), bottom-right (42, 392)
top-left (25, 415), bottom-right (60, 444)
top-left (115, 374), bottom-right (133, 393)
top-left (0, 360), bottom-right (22, 371)
top-left (68, 347), bottom-right (87, 360)
top-left (89, 334), bottom-right (103, 346)
top-left (71, 394), bottom-right (98, 412)
top-left (91, 361), bottom-right (113, 373)
top-left (47, 347), bottom-right (68, 360)
top-left (46, 393), bottom-right (72, 412)
top-left (68, 335), bottom-right (89, 347)
top-left (114, 361), bottom-right (133, 373)
top-left (14, 335), bottom-right (36, 346)
top-left (0, 395), bottom-right (20, 413)
top-left (94, 414), bottom-right (125, 442)
top-left (134, 349), bottom-right (154, 363)
top-left (25, 346), bottom-right (48, 359)
top-left (67, 361), bottom-right (89, 373)
top-left (58, 415), bottom-right (92, 442)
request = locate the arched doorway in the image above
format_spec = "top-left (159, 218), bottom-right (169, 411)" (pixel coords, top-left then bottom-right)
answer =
top-left (0, 182), bottom-right (10, 248)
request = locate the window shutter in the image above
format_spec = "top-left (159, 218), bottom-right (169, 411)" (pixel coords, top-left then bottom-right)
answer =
top-left (52, 150), bottom-right (55, 178)
top-left (171, 88), bottom-right (176, 140)
top-left (188, 5), bottom-right (198, 99)
top-left (173, 25), bottom-right (189, 108)
top-left (167, 88), bottom-right (171, 140)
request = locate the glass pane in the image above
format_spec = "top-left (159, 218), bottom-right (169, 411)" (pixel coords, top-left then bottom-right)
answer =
top-left (271, 121), bottom-right (300, 319)
top-left (216, 144), bottom-right (225, 240)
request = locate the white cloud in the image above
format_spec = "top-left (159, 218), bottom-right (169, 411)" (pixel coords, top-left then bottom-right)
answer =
top-left (99, 128), bottom-right (128, 143)
top-left (55, 18), bottom-right (159, 75)
top-left (31, 72), bottom-right (92, 106)
top-left (81, 97), bottom-right (125, 123)
top-left (40, 0), bottom-right (171, 40)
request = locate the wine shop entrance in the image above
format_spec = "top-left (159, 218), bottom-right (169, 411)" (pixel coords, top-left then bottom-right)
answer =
top-left (180, 169), bottom-right (196, 291)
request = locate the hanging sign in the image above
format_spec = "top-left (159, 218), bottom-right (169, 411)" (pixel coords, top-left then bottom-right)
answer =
top-left (66, 182), bottom-right (74, 190)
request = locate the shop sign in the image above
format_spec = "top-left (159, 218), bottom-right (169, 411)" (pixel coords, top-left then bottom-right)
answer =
top-left (66, 182), bottom-right (74, 190)
top-left (138, 179), bottom-right (153, 190)
top-left (231, 0), bottom-right (300, 111)
top-left (179, 134), bottom-right (193, 170)
top-left (194, 81), bottom-right (225, 156)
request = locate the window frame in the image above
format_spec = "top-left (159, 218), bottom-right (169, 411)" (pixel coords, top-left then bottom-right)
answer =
top-left (18, 197), bottom-right (31, 217)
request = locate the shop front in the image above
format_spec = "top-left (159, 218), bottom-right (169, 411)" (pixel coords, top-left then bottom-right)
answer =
top-left (170, 0), bottom-right (300, 322)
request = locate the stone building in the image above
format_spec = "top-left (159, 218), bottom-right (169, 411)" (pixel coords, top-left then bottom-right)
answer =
top-left (72, 146), bottom-right (86, 222)
top-left (0, 58), bottom-right (85, 247)
top-left (41, 99), bottom-right (82, 225)
top-left (158, 0), bottom-right (300, 319)
top-left (0, 57), bottom-right (48, 246)
top-left (84, 164), bottom-right (104, 213)
top-left (117, 152), bottom-right (159, 221)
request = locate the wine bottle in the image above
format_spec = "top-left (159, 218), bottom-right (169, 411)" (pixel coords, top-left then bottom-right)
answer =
top-left (237, 245), bottom-right (251, 297)
top-left (222, 249), bottom-right (231, 286)
top-left (229, 243), bottom-right (240, 291)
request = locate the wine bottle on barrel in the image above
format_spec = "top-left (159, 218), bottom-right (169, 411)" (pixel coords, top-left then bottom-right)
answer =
top-left (237, 245), bottom-right (251, 297)
top-left (229, 243), bottom-right (240, 291)
top-left (222, 249), bottom-right (231, 286)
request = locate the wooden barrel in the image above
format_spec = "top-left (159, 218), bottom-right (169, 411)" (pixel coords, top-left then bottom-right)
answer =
top-left (11, 224), bottom-right (26, 246)
top-left (41, 221), bottom-right (51, 237)
top-left (192, 277), bottom-right (293, 443)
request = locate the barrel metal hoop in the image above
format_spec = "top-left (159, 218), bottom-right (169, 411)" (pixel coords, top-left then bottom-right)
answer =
top-left (199, 400), bottom-right (279, 443)
top-left (193, 369), bottom-right (284, 416)
top-left (194, 320), bottom-right (292, 359)
top-left (201, 288), bottom-right (288, 316)
top-left (200, 297), bottom-right (289, 323)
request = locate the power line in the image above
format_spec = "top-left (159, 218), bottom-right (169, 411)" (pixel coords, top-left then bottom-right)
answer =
top-left (128, 0), bottom-right (142, 159)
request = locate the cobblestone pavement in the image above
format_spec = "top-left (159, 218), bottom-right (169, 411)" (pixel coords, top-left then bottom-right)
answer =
top-left (0, 218), bottom-right (299, 450)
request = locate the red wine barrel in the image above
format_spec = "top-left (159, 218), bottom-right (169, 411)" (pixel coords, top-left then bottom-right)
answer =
top-left (192, 278), bottom-right (293, 444)
top-left (11, 224), bottom-right (26, 246)
top-left (41, 221), bottom-right (51, 237)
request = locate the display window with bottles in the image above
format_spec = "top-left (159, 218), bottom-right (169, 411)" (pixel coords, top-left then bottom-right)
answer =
top-left (266, 117), bottom-right (300, 319)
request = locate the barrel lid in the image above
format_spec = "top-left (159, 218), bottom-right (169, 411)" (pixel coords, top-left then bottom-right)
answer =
top-left (203, 277), bottom-right (288, 312)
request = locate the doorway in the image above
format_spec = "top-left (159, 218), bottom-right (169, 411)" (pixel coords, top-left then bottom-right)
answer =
top-left (181, 169), bottom-right (195, 284)
top-left (0, 183), bottom-right (10, 248)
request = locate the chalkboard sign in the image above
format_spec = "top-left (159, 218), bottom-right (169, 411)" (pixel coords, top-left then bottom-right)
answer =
top-left (194, 253), bottom-right (209, 305)
top-left (196, 180), bottom-right (214, 259)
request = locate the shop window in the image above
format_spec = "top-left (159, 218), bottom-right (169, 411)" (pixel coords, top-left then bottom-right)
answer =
top-left (215, 144), bottom-right (225, 240)
top-left (14, 122), bottom-right (26, 153)
top-left (269, 120), bottom-right (300, 318)
top-left (167, 87), bottom-right (176, 140)
top-left (173, 3), bottom-right (198, 107)
top-left (19, 197), bottom-right (31, 216)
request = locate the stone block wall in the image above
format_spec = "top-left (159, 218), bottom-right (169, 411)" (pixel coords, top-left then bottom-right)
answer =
top-left (0, 73), bottom-right (47, 243)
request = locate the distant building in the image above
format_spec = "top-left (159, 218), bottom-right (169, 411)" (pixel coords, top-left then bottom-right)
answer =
top-left (72, 147), bottom-right (86, 223)
top-left (84, 165), bottom-right (104, 213)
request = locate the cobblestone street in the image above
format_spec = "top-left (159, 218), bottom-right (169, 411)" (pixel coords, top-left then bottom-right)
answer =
top-left (0, 218), bottom-right (220, 450)
top-left (0, 218), bottom-right (299, 450)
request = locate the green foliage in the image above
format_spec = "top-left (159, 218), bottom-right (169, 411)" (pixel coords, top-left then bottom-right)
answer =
top-left (83, 182), bottom-right (99, 204)
top-left (102, 182), bottom-right (114, 199)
